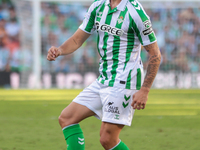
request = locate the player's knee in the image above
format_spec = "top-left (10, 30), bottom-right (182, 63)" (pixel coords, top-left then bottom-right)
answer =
top-left (100, 136), bottom-right (110, 149)
top-left (58, 114), bottom-right (74, 128)
top-left (100, 133), bottom-right (118, 149)
top-left (58, 115), bottom-right (64, 126)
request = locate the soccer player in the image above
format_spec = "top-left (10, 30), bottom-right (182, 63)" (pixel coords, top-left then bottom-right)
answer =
top-left (47, 0), bottom-right (161, 149)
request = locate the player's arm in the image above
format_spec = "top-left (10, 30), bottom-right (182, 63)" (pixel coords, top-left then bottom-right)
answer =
top-left (142, 42), bottom-right (161, 89)
top-left (131, 42), bottom-right (161, 110)
top-left (47, 0), bottom-right (98, 61)
top-left (47, 28), bottom-right (90, 61)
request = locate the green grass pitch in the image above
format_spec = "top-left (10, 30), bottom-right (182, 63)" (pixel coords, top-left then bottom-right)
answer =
top-left (0, 89), bottom-right (200, 150)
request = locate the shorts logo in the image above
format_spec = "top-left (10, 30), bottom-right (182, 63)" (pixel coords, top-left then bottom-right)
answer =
top-left (114, 114), bottom-right (120, 120)
top-left (122, 95), bottom-right (131, 108)
top-left (142, 20), bottom-right (153, 36)
top-left (104, 102), bottom-right (120, 114)
top-left (95, 21), bottom-right (124, 36)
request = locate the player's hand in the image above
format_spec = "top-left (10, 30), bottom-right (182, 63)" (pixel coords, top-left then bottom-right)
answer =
top-left (131, 87), bottom-right (149, 110)
top-left (47, 46), bottom-right (62, 61)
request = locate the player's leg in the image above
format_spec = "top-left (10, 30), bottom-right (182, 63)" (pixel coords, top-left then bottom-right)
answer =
top-left (99, 86), bottom-right (136, 150)
top-left (59, 102), bottom-right (95, 150)
top-left (100, 122), bottom-right (129, 150)
top-left (59, 102), bottom-right (95, 128)
top-left (59, 80), bottom-right (102, 150)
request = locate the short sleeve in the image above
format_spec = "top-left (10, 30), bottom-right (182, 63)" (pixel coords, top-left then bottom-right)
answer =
top-left (129, 0), bottom-right (157, 46)
top-left (79, 1), bottom-right (101, 34)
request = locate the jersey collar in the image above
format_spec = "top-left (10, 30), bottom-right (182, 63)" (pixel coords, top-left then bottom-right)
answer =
top-left (105, 0), bottom-right (128, 11)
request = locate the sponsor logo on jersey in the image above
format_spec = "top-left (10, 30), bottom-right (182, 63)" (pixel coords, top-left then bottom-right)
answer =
top-left (104, 102), bottom-right (120, 114)
top-left (142, 20), bottom-right (153, 36)
top-left (95, 21), bottom-right (124, 36)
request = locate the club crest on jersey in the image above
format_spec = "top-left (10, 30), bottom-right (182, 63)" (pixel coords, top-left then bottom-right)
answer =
top-left (117, 16), bottom-right (124, 24)
top-left (95, 21), bottom-right (124, 36)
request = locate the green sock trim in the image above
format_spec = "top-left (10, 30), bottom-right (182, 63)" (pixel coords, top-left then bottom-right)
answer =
top-left (63, 124), bottom-right (85, 150)
top-left (63, 124), bottom-right (83, 140)
top-left (111, 141), bottom-right (130, 150)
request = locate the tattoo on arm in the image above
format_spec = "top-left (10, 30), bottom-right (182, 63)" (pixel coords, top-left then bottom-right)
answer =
top-left (144, 43), bottom-right (157, 53)
top-left (142, 43), bottom-right (161, 89)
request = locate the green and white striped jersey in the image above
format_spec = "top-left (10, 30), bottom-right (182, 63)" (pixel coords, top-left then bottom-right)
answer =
top-left (79, 0), bottom-right (157, 90)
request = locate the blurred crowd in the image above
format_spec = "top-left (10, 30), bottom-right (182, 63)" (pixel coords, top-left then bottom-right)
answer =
top-left (0, 0), bottom-right (200, 76)
top-left (40, 2), bottom-right (99, 75)
top-left (0, 0), bottom-right (21, 73)
top-left (145, 6), bottom-right (200, 73)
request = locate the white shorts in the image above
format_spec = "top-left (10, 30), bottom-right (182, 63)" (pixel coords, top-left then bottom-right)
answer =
top-left (73, 80), bottom-right (137, 126)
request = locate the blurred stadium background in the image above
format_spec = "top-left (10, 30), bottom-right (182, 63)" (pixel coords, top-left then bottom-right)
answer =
top-left (0, 0), bottom-right (200, 89)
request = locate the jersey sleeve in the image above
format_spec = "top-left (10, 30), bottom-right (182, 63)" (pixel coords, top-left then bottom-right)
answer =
top-left (129, 0), bottom-right (157, 46)
top-left (79, 1), bottom-right (100, 34)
